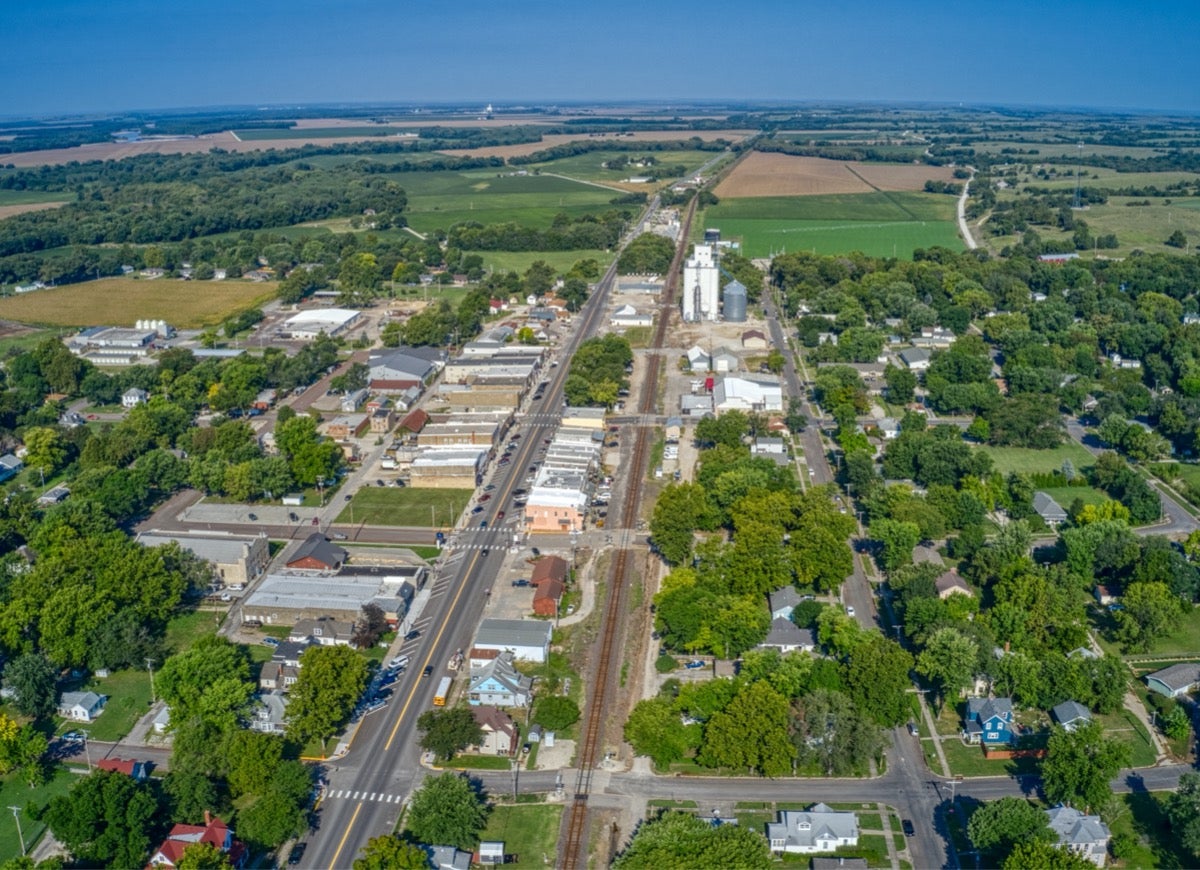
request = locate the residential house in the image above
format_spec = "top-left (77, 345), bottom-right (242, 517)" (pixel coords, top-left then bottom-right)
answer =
top-left (899, 347), bottom-right (931, 371)
top-left (876, 417), bottom-right (901, 440)
top-left (1146, 663), bottom-right (1200, 699)
top-left (58, 691), bottom-right (106, 722)
top-left (1033, 491), bottom-right (1068, 527)
top-left (425, 846), bottom-right (472, 870)
top-left (472, 705), bottom-right (518, 755)
top-left (766, 804), bottom-right (859, 854)
top-left (147, 811), bottom-right (247, 868)
top-left (285, 533), bottom-right (347, 571)
top-left (0, 453), bottom-right (23, 482)
top-left (934, 570), bottom-right (974, 600)
top-left (741, 329), bottom-right (769, 350)
top-left (962, 697), bottom-right (1015, 746)
top-left (1051, 700), bottom-right (1093, 732)
top-left (37, 485), bottom-right (69, 506)
top-left (122, 387), bottom-right (149, 408)
top-left (665, 416), bottom-right (683, 443)
top-left (758, 618), bottom-right (816, 654)
top-left (468, 652), bottom-right (533, 707)
top-left (340, 388), bottom-right (369, 413)
top-left (532, 578), bottom-right (565, 617)
top-left (768, 586), bottom-right (803, 621)
top-left (248, 692), bottom-right (290, 735)
top-left (290, 616), bottom-right (356, 646)
top-left (96, 757), bottom-right (151, 781)
top-left (1045, 805), bottom-right (1110, 868)
top-left (258, 661), bottom-right (299, 692)
top-left (1094, 585), bottom-right (1120, 607)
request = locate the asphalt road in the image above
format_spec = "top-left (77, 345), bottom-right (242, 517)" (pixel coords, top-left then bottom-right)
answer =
top-left (304, 216), bottom-right (643, 870)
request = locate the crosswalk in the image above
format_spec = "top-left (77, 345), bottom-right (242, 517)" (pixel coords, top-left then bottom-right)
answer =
top-left (324, 789), bottom-right (403, 803)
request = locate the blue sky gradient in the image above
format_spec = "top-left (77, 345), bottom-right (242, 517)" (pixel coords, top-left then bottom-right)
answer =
top-left (2, 0), bottom-right (1196, 116)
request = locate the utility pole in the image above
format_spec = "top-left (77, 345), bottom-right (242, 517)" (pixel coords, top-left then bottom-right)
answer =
top-left (8, 806), bottom-right (23, 856)
top-left (81, 732), bottom-right (92, 772)
top-left (145, 658), bottom-right (156, 702)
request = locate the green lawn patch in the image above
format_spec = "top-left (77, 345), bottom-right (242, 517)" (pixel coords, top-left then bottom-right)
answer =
top-left (1036, 485), bottom-right (1109, 510)
top-left (0, 765), bottom-right (76, 862)
top-left (648, 799), bottom-right (698, 809)
top-left (60, 668), bottom-right (153, 743)
top-left (1094, 709), bottom-right (1157, 767)
top-left (976, 442), bottom-right (1097, 476)
top-left (1129, 607), bottom-right (1200, 657)
top-left (469, 250), bottom-right (613, 275)
top-left (1115, 790), bottom-right (1197, 869)
top-left (164, 608), bottom-right (220, 654)
top-left (940, 738), bottom-right (1037, 779)
top-left (477, 804), bottom-right (563, 869)
top-left (0, 190), bottom-right (72, 206)
top-left (734, 811), bottom-right (773, 833)
top-left (336, 487), bottom-right (472, 528)
top-left (445, 754), bottom-right (513, 771)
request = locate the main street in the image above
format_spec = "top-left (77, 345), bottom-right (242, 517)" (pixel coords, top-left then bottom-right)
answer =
top-left (305, 205), bottom-right (656, 869)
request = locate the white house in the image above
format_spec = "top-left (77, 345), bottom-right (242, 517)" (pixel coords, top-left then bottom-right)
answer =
top-left (122, 387), bottom-right (149, 408)
top-left (767, 804), bottom-right (859, 854)
top-left (1046, 805), bottom-right (1110, 867)
top-left (58, 691), bottom-right (107, 722)
top-left (899, 347), bottom-right (931, 371)
top-left (757, 618), bottom-right (816, 654)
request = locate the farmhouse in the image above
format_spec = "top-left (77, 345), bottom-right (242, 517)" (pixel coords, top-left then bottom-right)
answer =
top-left (282, 307), bottom-right (362, 340)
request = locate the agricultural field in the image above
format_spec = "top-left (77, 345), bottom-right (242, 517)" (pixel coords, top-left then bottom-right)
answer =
top-left (714, 152), bottom-right (958, 198)
top-left (0, 276), bottom-right (274, 328)
top-left (518, 148), bottom-right (719, 186)
top-left (705, 192), bottom-right (961, 258)
top-left (0, 188), bottom-right (69, 219)
top-left (441, 129), bottom-right (750, 160)
top-left (233, 126), bottom-right (422, 140)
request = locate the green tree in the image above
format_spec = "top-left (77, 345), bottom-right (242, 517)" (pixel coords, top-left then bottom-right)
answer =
top-left (533, 696), bottom-right (580, 731)
top-left (916, 628), bottom-right (979, 708)
top-left (884, 363), bottom-right (917, 404)
top-left (45, 770), bottom-right (159, 869)
top-left (177, 842), bottom-right (234, 870)
top-left (417, 707), bottom-right (484, 762)
top-left (1167, 771), bottom-right (1200, 860)
top-left (4, 654), bottom-right (57, 720)
top-left (698, 681), bottom-right (793, 776)
top-left (1166, 229), bottom-right (1188, 248)
top-left (1002, 838), bottom-right (1097, 870)
top-left (354, 836), bottom-right (429, 870)
top-left (405, 773), bottom-right (489, 851)
top-left (967, 797), bottom-right (1053, 860)
top-left (612, 810), bottom-right (772, 870)
top-left (871, 519), bottom-right (921, 572)
top-left (223, 730), bottom-right (285, 797)
top-left (624, 697), bottom-right (700, 768)
top-left (649, 483), bottom-right (718, 565)
top-left (236, 788), bottom-right (306, 851)
top-left (1115, 581), bottom-right (1182, 652)
top-left (1042, 720), bottom-right (1131, 812)
top-left (844, 635), bottom-right (914, 727)
top-left (286, 645), bottom-right (369, 745)
top-left (163, 771), bottom-right (220, 825)
top-left (22, 427), bottom-right (68, 476)
top-left (791, 688), bottom-right (884, 776)
top-left (157, 635), bottom-right (254, 730)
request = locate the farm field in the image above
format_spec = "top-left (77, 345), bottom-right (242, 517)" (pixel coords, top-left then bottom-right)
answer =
top-left (468, 249), bottom-right (613, 275)
top-left (234, 126), bottom-right (422, 140)
top-left (976, 442), bottom-right (1096, 476)
top-left (0, 188), bottom-right (69, 219)
top-left (0, 276), bottom-right (274, 328)
top-left (969, 141), bottom-right (1174, 159)
top-left (336, 487), bottom-right (472, 528)
top-left (1012, 166), bottom-right (1200, 191)
top-left (441, 129), bottom-right (750, 159)
top-left (519, 148), bottom-right (719, 185)
top-left (713, 152), bottom-right (958, 198)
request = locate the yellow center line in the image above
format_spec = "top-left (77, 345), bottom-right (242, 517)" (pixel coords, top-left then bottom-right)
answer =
top-left (327, 800), bottom-right (363, 870)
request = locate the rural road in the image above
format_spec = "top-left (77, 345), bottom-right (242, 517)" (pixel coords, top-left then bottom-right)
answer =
top-left (957, 171), bottom-right (977, 250)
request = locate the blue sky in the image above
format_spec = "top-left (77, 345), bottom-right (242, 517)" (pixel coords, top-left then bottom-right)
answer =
top-left (2, 0), bottom-right (1197, 116)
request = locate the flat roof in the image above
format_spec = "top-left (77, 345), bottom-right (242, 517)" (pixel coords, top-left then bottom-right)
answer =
top-left (137, 531), bottom-right (264, 564)
top-left (475, 618), bottom-right (553, 649)
top-left (285, 308), bottom-right (360, 326)
top-left (245, 573), bottom-right (410, 613)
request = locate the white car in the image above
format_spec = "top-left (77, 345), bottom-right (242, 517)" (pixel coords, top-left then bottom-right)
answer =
top-left (846, 606), bottom-right (856, 618)
top-left (389, 655), bottom-right (410, 670)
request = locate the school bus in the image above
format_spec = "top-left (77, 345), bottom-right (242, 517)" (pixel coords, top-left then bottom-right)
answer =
top-left (434, 676), bottom-right (451, 706)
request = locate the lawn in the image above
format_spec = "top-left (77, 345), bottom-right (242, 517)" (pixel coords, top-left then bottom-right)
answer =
top-left (335, 487), bottom-right (472, 528)
top-left (1037, 485), bottom-right (1109, 510)
top-left (164, 608), bottom-right (220, 654)
top-left (477, 804), bottom-right (563, 869)
top-left (976, 442), bottom-right (1096, 476)
top-left (706, 216), bottom-right (962, 259)
top-left (1135, 606), bottom-right (1200, 657)
top-left (939, 738), bottom-right (1037, 778)
top-left (445, 754), bottom-right (513, 771)
top-left (67, 668), bottom-right (153, 742)
top-left (0, 276), bottom-right (275, 329)
top-left (523, 148), bottom-right (717, 185)
top-left (468, 249), bottom-right (613, 275)
top-left (1094, 709), bottom-right (1157, 767)
top-left (0, 765), bottom-right (76, 862)
top-left (1112, 790), bottom-right (1197, 869)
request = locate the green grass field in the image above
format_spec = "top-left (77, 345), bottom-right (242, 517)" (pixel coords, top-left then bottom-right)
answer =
top-left (1036, 485), bottom-right (1108, 510)
top-left (1094, 709), bottom-right (1157, 767)
top-left (66, 668), bottom-right (154, 742)
top-left (705, 192), bottom-right (962, 258)
top-left (976, 442), bottom-right (1096, 476)
top-left (336, 487), bottom-right (472, 527)
top-left (468, 250), bottom-right (613, 275)
top-left (0, 766), bottom-right (76, 862)
top-left (521, 148), bottom-right (717, 184)
top-left (0, 190), bottom-right (71, 205)
top-left (476, 804), bottom-right (564, 869)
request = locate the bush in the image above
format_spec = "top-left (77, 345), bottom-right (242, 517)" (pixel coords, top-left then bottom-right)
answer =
top-left (656, 654), bottom-right (679, 673)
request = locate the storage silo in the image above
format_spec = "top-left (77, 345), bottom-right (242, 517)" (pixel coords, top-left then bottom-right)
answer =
top-left (722, 280), bottom-right (747, 322)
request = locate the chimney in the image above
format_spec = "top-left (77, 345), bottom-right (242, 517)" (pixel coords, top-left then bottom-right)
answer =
top-left (204, 809), bottom-right (212, 826)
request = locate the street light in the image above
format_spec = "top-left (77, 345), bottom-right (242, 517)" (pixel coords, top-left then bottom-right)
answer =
top-left (8, 806), bottom-right (23, 856)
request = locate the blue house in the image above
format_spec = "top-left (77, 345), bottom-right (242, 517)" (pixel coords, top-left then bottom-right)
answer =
top-left (963, 697), bottom-right (1015, 746)
top-left (467, 652), bottom-right (532, 708)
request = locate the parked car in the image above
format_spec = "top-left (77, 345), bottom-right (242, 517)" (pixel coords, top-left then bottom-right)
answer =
top-left (288, 843), bottom-right (307, 866)
top-left (479, 494), bottom-right (492, 502)
top-left (405, 629), bottom-right (421, 641)
top-left (484, 484), bottom-right (497, 492)
top-left (684, 660), bottom-right (706, 669)
top-left (846, 606), bottom-right (856, 617)
top-left (907, 721), bottom-right (919, 737)
top-left (902, 819), bottom-right (915, 837)
top-left (247, 513), bottom-right (258, 521)
top-left (263, 637), bottom-right (281, 647)
top-left (389, 655), bottom-right (410, 670)
top-left (364, 699), bottom-right (386, 714)
top-left (61, 731), bottom-right (85, 743)
top-left (512, 579), bottom-right (531, 587)
top-left (472, 506), bottom-right (484, 515)
top-left (331, 532), bottom-right (348, 540)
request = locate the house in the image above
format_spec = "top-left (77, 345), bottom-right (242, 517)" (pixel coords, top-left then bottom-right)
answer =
top-left (259, 661), bottom-right (300, 692)
top-left (1093, 585), bottom-right (1119, 607)
top-left (0, 453), bottom-right (23, 482)
top-left (934, 570), bottom-right (974, 600)
top-left (741, 329), bottom-right (769, 350)
top-left (769, 586), bottom-right (803, 621)
top-left (290, 616), bottom-right (356, 646)
top-left (963, 697), bottom-right (1015, 746)
top-left (1145, 663), bottom-right (1200, 699)
top-left (530, 555), bottom-right (568, 586)
top-left (37, 485), bottom-right (70, 506)
top-left (766, 804), bottom-right (859, 854)
top-left (468, 652), bottom-right (533, 707)
top-left (472, 705), bottom-right (518, 755)
top-left (665, 417), bottom-right (683, 443)
top-left (1051, 700), bottom-right (1093, 732)
top-left (148, 811), bottom-right (247, 868)
top-left (532, 578), bottom-right (565, 617)
top-left (876, 417), bottom-right (901, 440)
top-left (340, 388), bottom-right (369, 413)
top-left (58, 691), bottom-right (106, 722)
top-left (122, 387), bottom-right (149, 408)
top-left (96, 757), bottom-right (151, 781)
top-left (473, 618), bottom-right (553, 663)
top-left (248, 692), bottom-right (290, 735)
top-left (899, 347), bottom-right (931, 371)
top-left (285, 533), bottom-right (347, 571)
top-left (426, 846), bottom-right (472, 870)
top-left (1045, 805), bottom-right (1110, 867)
top-left (1033, 491), bottom-right (1068, 527)
top-left (758, 618), bottom-right (816, 654)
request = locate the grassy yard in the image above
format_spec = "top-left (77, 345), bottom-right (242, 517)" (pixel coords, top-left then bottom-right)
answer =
top-left (164, 608), bottom-right (220, 654)
top-left (335, 487), bottom-right (473, 527)
top-left (977, 442), bottom-right (1096, 476)
top-left (445, 754), bottom-right (513, 771)
top-left (940, 738), bottom-right (1038, 778)
top-left (1094, 709), bottom-right (1157, 767)
top-left (0, 765), bottom-right (76, 862)
top-left (1112, 790), bottom-right (1197, 869)
top-left (477, 804), bottom-right (563, 869)
top-left (1102, 605), bottom-right (1200, 657)
top-left (67, 668), bottom-right (154, 742)
top-left (1036, 485), bottom-right (1109, 510)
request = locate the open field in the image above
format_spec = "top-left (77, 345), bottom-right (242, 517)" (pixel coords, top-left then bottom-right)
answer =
top-left (970, 141), bottom-right (1175, 160)
top-left (476, 804), bottom-right (564, 869)
top-left (976, 442), bottom-right (1096, 476)
top-left (517, 149), bottom-right (718, 186)
top-left (234, 127), bottom-right (422, 141)
top-left (0, 201), bottom-right (66, 219)
top-left (468, 250), bottom-right (613, 274)
top-left (441, 129), bottom-right (751, 159)
top-left (0, 276), bottom-right (274, 328)
top-left (336, 487), bottom-right (472, 527)
top-left (714, 152), bottom-right (958, 198)
top-left (708, 192), bottom-right (957, 222)
top-left (1012, 166), bottom-right (1200, 191)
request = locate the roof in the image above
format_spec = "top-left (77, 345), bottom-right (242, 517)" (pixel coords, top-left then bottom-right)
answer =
top-left (531, 556), bottom-right (568, 586)
top-left (1146, 663), bottom-right (1200, 693)
top-left (472, 704), bottom-right (516, 737)
top-left (469, 652), bottom-right (533, 696)
top-left (1052, 700), bottom-right (1092, 725)
top-left (966, 697), bottom-right (1013, 723)
top-left (812, 860), bottom-right (868, 870)
top-left (1046, 805), bottom-right (1110, 846)
top-left (533, 577), bottom-right (565, 604)
top-left (137, 531), bottom-right (264, 565)
top-left (760, 617), bottom-right (814, 649)
top-left (60, 690), bottom-right (103, 709)
top-left (286, 533), bottom-right (347, 570)
top-left (399, 408), bottom-right (431, 432)
top-left (934, 570), bottom-right (974, 597)
top-left (285, 307), bottom-right (360, 325)
top-left (899, 347), bottom-right (931, 365)
top-left (741, 329), bottom-right (767, 341)
top-left (1033, 491), bottom-right (1068, 520)
top-left (768, 586), bottom-right (803, 614)
top-left (767, 804), bottom-right (859, 849)
top-left (475, 618), bottom-right (552, 651)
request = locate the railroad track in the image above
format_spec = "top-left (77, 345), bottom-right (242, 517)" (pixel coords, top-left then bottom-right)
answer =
top-left (560, 195), bottom-right (698, 869)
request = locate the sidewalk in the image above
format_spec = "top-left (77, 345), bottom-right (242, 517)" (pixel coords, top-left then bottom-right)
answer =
top-left (916, 689), bottom-right (952, 778)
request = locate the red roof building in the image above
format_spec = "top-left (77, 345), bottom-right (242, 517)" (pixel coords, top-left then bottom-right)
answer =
top-left (532, 577), bottom-right (565, 617)
top-left (399, 408), bottom-right (429, 433)
top-left (530, 555), bottom-right (568, 587)
top-left (96, 757), bottom-right (150, 781)
top-left (147, 811), bottom-right (247, 869)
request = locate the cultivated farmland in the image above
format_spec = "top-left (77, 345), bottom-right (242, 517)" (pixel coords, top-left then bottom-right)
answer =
top-left (0, 277), bottom-right (273, 328)
top-left (440, 130), bottom-right (751, 159)
top-left (714, 152), bottom-right (957, 198)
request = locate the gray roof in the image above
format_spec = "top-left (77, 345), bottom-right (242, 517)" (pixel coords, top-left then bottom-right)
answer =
top-left (899, 347), bottom-right (931, 365)
top-left (137, 531), bottom-right (264, 565)
top-left (1033, 491), bottom-right (1068, 520)
top-left (767, 804), bottom-right (858, 850)
top-left (475, 618), bottom-right (552, 652)
top-left (966, 697), bottom-right (1013, 723)
top-left (1146, 663), bottom-right (1200, 693)
top-left (768, 586), bottom-right (803, 614)
top-left (469, 652), bottom-right (533, 696)
top-left (426, 846), bottom-right (472, 870)
top-left (1046, 805), bottom-right (1110, 847)
top-left (759, 617), bottom-right (814, 650)
top-left (1052, 700), bottom-right (1092, 726)
top-left (59, 691), bottom-right (104, 710)
top-left (287, 533), bottom-right (347, 570)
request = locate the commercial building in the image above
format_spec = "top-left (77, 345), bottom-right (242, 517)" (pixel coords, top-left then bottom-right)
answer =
top-left (681, 243), bottom-right (720, 322)
top-left (137, 530), bottom-right (270, 588)
top-left (241, 572), bottom-right (415, 626)
top-left (471, 618), bottom-right (552, 664)
top-left (368, 346), bottom-right (445, 392)
top-left (285, 533), bottom-right (347, 571)
top-left (713, 375), bottom-right (783, 413)
top-left (409, 447), bottom-right (488, 488)
top-left (282, 308), bottom-right (362, 340)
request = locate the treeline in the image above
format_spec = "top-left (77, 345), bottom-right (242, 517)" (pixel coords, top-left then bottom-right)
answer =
top-left (445, 211), bottom-right (628, 252)
top-left (754, 139), bottom-right (928, 163)
top-left (617, 232), bottom-right (675, 274)
top-left (507, 137), bottom-right (730, 165)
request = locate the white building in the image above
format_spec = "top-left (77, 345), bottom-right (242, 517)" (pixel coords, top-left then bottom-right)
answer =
top-left (122, 388), bottom-right (149, 408)
top-left (1046, 806), bottom-right (1110, 867)
top-left (681, 244), bottom-right (720, 322)
top-left (713, 376), bottom-right (783, 414)
top-left (472, 619), bottom-right (553, 664)
top-left (610, 304), bottom-right (653, 328)
top-left (767, 805), bottom-right (859, 854)
top-left (282, 308), bottom-right (362, 340)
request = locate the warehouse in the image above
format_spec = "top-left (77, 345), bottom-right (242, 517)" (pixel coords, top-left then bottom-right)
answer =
top-left (241, 572), bottom-right (415, 625)
top-left (282, 308), bottom-right (362, 340)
